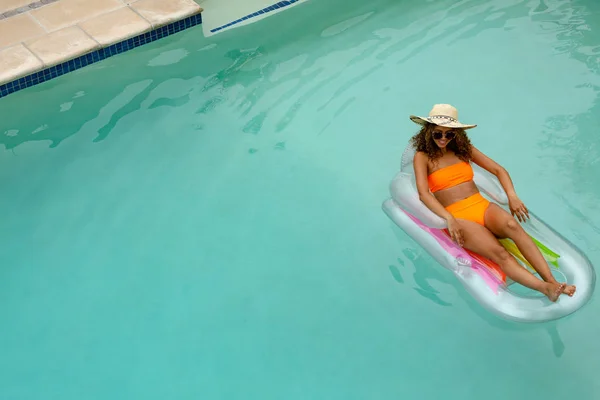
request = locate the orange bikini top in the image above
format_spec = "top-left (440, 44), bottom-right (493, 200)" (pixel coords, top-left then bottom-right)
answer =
top-left (427, 161), bottom-right (474, 193)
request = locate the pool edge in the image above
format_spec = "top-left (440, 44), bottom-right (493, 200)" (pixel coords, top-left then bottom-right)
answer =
top-left (0, 12), bottom-right (203, 99)
top-left (208, 0), bottom-right (303, 34)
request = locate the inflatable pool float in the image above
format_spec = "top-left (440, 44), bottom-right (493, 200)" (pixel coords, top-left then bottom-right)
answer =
top-left (382, 142), bottom-right (596, 323)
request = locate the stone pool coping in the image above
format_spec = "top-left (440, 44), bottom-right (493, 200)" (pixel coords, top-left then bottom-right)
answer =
top-left (0, 0), bottom-right (203, 98)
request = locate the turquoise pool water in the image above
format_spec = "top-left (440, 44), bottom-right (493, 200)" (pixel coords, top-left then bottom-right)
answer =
top-left (1, 0), bottom-right (600, 398)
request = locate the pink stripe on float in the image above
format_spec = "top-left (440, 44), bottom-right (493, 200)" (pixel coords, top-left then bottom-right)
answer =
top-left (402, 209), bottom-right (504, 293)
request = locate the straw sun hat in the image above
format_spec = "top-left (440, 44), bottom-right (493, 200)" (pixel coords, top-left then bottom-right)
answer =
top-left (409, 104), bottom-right (477, 130)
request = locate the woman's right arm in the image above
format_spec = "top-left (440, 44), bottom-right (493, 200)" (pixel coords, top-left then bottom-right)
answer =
top-left (413, 152), bottom-right (464, 246)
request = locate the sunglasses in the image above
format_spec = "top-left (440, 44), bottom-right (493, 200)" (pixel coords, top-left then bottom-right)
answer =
top-left (432, 130), bottom-right (456, 140)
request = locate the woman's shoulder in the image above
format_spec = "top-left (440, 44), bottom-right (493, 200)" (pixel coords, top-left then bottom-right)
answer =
top-left (413, 151), bottom-right (429, 164)
top-left (414, 150), bottom-right (428, 159)
top-left (413, 151), bottom-right (432, 171)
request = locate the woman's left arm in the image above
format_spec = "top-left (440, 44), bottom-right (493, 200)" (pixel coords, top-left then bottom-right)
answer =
top-left (470, 146), bottom-right (530, 222)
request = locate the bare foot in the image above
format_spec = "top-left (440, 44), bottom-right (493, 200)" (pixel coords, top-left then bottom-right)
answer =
top-left (543, 282), bottom-right (566, 302)
top-left (562, 284), bottom-right (576, 297)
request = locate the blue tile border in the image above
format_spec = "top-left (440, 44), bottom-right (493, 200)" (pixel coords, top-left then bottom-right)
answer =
top-left (210, 0), bottom-right (299, 33)
top-left (0, 13), bottom-right (202, 99)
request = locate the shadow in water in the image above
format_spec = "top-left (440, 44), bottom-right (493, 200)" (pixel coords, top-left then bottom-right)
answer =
top-left (389, 247), bottom-right (453, 307)
top-left (386, 220), bottom-right (567, 358)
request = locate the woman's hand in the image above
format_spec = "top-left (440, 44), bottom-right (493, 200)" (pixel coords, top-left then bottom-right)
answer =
top-left (470, 146), bottom-right (530, 222)
top-left (509, 195), bottom-right (529, 222)
top-left (446, 216), bottom-right (464, 247)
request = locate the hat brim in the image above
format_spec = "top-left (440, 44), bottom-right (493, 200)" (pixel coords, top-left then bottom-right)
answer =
top-left (409, 115), bottom-right (477, 130)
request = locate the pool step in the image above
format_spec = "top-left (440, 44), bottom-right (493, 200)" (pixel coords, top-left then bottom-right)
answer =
top-left (199, 0), bottom-right (308, 36)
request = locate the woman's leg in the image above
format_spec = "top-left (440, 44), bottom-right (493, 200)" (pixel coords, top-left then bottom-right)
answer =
top-left (483, 204), bottom-right (576, 297)
top-left (457, 218), bottom-right (565, 302)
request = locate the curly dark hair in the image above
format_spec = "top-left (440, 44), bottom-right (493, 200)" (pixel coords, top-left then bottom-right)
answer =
top-left (410, 122), bottom-right (473, 163)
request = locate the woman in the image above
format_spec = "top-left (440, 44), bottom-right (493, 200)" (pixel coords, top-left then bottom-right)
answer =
top-left (410, 104), bottom-right (576, 302)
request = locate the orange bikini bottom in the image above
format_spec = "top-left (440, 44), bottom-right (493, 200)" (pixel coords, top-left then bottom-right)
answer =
top-left (445, 193), bottom-right (491, 226)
